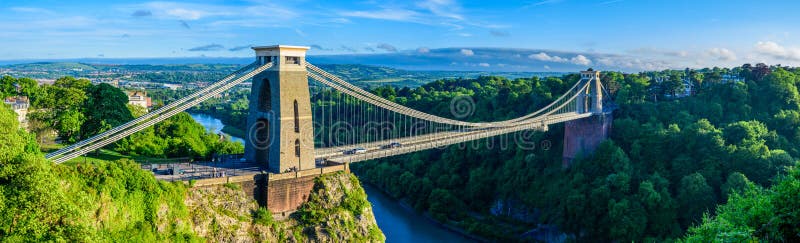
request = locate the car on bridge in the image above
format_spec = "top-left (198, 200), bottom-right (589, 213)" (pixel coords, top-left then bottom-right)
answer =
top-left (381, 142), bottom-right (402, 149)
top-left (344, 148), bottom-right (367, 154)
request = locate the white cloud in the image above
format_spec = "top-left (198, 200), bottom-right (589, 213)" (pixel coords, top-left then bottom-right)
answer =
top-left (416, 0), bottom-right (463, 20)
top-left (136, 2), bottom-right (220, 20)
top-left (543, 65), bottom-right (551, 70)
top-left (132, 1), bottom-right (298, 23)
top-left (597, 57), bottom-right (614, 66)
top-left (528, 0), bottom-right (565, 7)
top-left (628, 47), bottom-right (689, 58)
top-left (755, 41), bottom-right (784, 56)
top-left (340, 9), bottom-right (418, 21)
top-left (336, 0), bottom-right (503, 32)
top-left (294, 29), bottom-right (306, 37)
top-left (166, 8), bottom-right (203, 20)
top-left (478, 63), bottom-right (490, 67)
top-left (528, 52), bottom-right (566, 62)
top-left (528, 52), bottom-right (591, 65)
top-left (754, 41), bottom-right (800, 61)
top-left (417, 47), bottom-right (430, 53)
top-left (460, 49), bottom-right (474, 56)
top-left (377, 43), bottom-right (398, 52)
top-left (570, 55), bottom-right (592, 65)
top-left (590, 55), bottom-right (674, 70)
top-left (706, 47), bottom-right (737, 61)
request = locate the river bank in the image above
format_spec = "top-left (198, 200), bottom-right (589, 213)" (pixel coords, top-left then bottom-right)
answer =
top-left (362, 183), bottom-right (476, 242)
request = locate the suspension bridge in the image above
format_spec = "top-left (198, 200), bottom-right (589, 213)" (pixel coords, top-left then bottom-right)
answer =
top-left (44, 45), bottom-right (613, 213)
top-left (46, 45), bottom-right (613, 169)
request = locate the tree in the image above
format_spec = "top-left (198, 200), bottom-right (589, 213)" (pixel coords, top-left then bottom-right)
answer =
top-left (677, 173), bottom-right (716, 227)
top-left (684, 168), bottom-right (800, 242)
top-left (114, 112), bottom-right (242, 158)
top-left (664, 74), bottom-right (685, 97)
top-left (82, 83), bottom-right (134, 138)
top-left (690, 71), bottom-right (704, 91)
top-left (0, 105), bottom-right (86, 240)
top-left (16, 77), bottom-right (39, 98)
top-left (128, 104), bottom-right (148, 118)
top-left (760, 68), bottom-right (800, 113)
top-left (0, 76), bottom-right (16, 98)
top-left (721, 172), bottom-right (753, 198)
top-left (608, 198), bottom-right (647, 241)
top-left (601, 71), bottom-right (624, 95)
top-left (29, 77), bottom-right (90, 143)
top-left (703, 72), bottom-right (722, 86)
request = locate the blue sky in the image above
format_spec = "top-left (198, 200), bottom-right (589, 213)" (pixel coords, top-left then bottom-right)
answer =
top-left (1, 0), bottom-right (800, 71)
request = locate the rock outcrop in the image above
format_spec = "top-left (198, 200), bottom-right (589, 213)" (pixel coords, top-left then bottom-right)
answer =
top-left (185, 172), bottom-right (384, 242)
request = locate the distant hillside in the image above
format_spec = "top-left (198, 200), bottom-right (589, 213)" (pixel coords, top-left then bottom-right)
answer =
top-left (0, 47), bottom-right (631, 72)
top-left (1, 62), bottom-right (564, 88)
top-left (4, 62), bottom-right (98, 71)
top-left (316, 64), bottom-right (563, 88)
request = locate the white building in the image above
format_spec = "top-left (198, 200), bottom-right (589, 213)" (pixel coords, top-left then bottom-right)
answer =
top-left (127, 91), bottom-right (151, 110)
top-left (721, 74), bottom-right (744, 83)
top-left (4, 96), bottom-right (30, 129)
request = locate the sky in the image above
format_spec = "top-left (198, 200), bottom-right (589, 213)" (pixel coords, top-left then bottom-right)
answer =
top-left (1, 0), bottom-right (800, 71)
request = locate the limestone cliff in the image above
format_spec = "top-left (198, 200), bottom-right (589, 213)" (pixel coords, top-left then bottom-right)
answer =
top-left (185, 172), bottom-right (385, 242)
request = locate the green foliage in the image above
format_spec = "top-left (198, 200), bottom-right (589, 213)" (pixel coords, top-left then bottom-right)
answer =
top-left (340, 175), bottom-right (370, 217)
top-left (252, 207), bottom-right (274, 227)
top-left (683, 168), bottom-right (800, 242)
top-left (28, 76), bottom-right (90, 143)
top-left (14, 75), bottom-right (240, 159)
top-left (113, 112), bottom-right (243, 158)
top-left (296, 173), bottom-right (371, 226)
top-left (0, 104), bottom-right (200, 241)
top-left (677, 173), bottom-right (716, 226)
top-left (293, 172), bottom-right (383, 242)
top-left (222, 182), bottom-right (241, 191)
top-left (353, 65), bottom-right (800, 241)
top-left (82, 83), bottom-right (134, 138)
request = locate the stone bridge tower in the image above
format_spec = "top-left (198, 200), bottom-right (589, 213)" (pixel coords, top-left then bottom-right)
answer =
top-left (562, 69), bottom-right (612, 167)
top-left (245, 45), bottom-right (315, 174)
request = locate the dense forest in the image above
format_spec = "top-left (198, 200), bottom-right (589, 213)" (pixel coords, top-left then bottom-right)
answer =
top-left (350, 64), bottom-right (800, 241)
top-left (0, 75), bottom-right (242, 160)
top-left (0, 102), bottom-right (199, 240)
top-left (4, 62), bottom-right (799, 241)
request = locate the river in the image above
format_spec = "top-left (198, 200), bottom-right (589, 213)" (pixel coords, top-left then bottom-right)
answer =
top-left (189, 113), bottom-right (470, 242)
top-left (189, 113), bottom-right (245, 144)
top-left (362, 183), bottom-right (474, 242)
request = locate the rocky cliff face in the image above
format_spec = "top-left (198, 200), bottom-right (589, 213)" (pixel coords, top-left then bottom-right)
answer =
top-left (185, 172), bottom-right (385, 242)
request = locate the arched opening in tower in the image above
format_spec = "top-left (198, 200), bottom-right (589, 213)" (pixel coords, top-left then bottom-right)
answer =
top-left (254, 118), bottom-right (270, 163)
top-left (258, 78), bottom-right (271, 112)
top-left (293, 99), bottom-right (299, 133)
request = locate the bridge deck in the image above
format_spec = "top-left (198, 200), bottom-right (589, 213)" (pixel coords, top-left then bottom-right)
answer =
top-left (321, 112), bottom-right (592, 163)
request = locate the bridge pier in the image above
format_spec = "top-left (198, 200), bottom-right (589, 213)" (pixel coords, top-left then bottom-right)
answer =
top-left (562, 69), bottom-right (612, 167)
top-left (562, 112), bottom-right (612, 167)
top-left (263, 163), bottom-right (350, 217)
